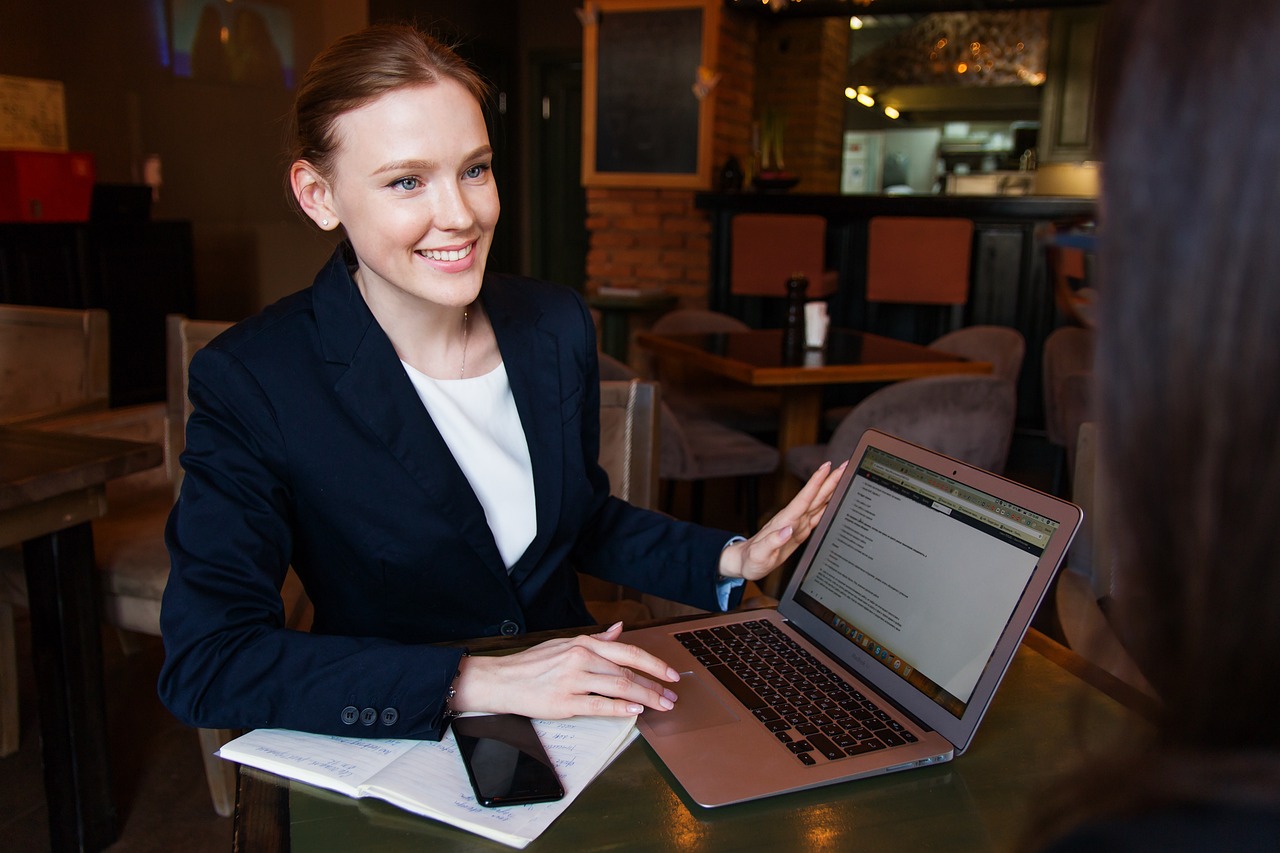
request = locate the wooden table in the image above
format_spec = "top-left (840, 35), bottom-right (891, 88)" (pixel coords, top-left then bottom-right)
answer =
top-left (635, 328), bottom-right (991, 493)
top-left (0, 427), bottom-right (164, 853)
top-left (232, 628), bottom-right (1154, 853)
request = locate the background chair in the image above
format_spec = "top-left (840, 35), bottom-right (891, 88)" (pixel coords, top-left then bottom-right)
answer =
top-left (644, 308), bottom-right (780, 435)
top-left (600, 353), bottom-right (779, 535)
top-left (729, 213), bottom-right (838, 328)
top-left (1041, 325), bottom-right (1095, 492)
top-left (1047, 242), bottom-right (1097, 329)
top-left (579, 378), bottom-right (662, 625)
top-left (0, 304), bottom-right (110, 425)
top-left (1, 304), bottom-right (113, 758)
top-left (0, 314), bottom-right (308, 817)
top-left (823, 324), bottom-right (1023, 434)
top-left (1052, 422), bottom-right (1152, 696)
top-left (928, 325), bottom-right (1025, 385)
top-left (787, 374), bottom-right (1017, 482)
top-left (864, 216), bottom-right (974, 343)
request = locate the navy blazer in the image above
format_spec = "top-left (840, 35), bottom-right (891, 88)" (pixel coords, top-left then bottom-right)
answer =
top-left (159, 247), bottom-right (735, 740)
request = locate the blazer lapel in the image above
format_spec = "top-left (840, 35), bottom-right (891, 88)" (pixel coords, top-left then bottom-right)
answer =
top-left (311, 249), bottom-right (508, 576)
top-left (485, 279), bottom-right (565, 583)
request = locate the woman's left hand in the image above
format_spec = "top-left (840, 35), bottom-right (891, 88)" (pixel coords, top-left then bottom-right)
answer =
top-left (717, 459), bottom-right (847, 583)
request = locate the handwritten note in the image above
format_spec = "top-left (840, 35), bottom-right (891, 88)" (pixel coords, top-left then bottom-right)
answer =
top-left (218, 715), bottom-right (638, 849)
top-left (0, 75), bottom-right (67, 151)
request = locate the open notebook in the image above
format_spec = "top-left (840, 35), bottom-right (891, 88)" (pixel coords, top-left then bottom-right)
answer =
top-left (624, 428), bottom-right (1082, 807)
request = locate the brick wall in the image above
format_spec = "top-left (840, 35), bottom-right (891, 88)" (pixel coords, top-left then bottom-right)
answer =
top-left (584, 9), bottom-right (847, 304)
top-left (754, 17), bottom-right (849, 193)
top-left (584, 188), bottom-right (711, 302)
top-left (585, 8), bottom-right (757, 307)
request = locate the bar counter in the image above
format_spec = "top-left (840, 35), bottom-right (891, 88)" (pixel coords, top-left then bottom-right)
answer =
top-left (697, 191), bottom-right (1097, 426)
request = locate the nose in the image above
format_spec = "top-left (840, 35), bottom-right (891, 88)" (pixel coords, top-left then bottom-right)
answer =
top-left (430, 179), bottom-right (476, 231)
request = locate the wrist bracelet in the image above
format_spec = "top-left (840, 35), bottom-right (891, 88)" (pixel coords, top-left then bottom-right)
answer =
top-left (442, 649), bottom-right (469, 729)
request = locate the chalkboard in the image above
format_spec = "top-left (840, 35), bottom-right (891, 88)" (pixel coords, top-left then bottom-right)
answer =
top-left (582, 1), bottom-right (718, 189)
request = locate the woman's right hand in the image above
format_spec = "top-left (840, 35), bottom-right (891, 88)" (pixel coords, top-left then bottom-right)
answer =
top-left (449, 621), bottom-right (680, 719)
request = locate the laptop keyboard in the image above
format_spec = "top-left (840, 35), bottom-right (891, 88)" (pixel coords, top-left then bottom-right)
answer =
top-left (675, 619), bottom-right (919, 766)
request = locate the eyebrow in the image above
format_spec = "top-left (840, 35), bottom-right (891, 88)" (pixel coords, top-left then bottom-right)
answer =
top-left (372, 145), bottom-right (494, 178)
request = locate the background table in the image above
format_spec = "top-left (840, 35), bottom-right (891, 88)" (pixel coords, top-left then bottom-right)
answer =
top-left (587, 290), bottom-right (678, 363)
top-left (635, 328), bottom-right (992, 504)
top-left (233, 628), bottom-right (1154, 853)
top-left (0, 427), bottom-right (164, 853)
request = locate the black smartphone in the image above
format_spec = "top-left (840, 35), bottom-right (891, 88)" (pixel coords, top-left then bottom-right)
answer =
top-left (452, 714), bottom-right (565, 807)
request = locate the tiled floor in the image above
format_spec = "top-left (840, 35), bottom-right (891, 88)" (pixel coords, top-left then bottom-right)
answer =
top-left (2, 429), bottom-right (1127, 853)
top-left (2, 618), bottom-right (231, 853)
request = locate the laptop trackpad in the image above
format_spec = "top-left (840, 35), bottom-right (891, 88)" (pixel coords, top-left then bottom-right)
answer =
top-left (642, 671), bottom-right (741, 736)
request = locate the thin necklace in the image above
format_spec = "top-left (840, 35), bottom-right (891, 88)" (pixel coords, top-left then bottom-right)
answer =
top-left (460, 306), bottom-right (470, 379)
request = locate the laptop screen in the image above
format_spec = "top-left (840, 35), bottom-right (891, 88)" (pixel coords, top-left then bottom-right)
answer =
top-left (792, 444), bottom-right (1060, 719)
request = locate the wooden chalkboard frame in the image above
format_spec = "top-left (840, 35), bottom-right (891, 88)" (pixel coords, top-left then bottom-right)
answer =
top-left (582, 0), bottom-right (720, 189)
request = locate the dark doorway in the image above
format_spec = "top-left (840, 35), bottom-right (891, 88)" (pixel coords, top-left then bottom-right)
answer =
top-left (529, 54), bottom-right (586, 291)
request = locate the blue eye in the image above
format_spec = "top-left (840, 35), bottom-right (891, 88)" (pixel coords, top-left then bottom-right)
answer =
top-left (391, 177), bottom-right (420, 191)
top-left (464, 164), bottom-right (490, 180)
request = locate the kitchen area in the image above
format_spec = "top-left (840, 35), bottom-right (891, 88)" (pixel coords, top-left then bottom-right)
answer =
top-left (835, 6), bottom-right (1100, 199)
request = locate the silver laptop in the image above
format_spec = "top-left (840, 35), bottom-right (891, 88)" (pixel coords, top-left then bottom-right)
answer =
top-left (623, 428), bottom-right (1082, 807)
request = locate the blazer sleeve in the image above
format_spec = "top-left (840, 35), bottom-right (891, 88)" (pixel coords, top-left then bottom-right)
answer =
top-left (555, 291), bottom-right (744, 612)
top-left (159, 345), bottom-right (465, 740)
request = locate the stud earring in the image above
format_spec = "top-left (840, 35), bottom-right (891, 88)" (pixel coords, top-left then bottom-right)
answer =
top-left (321, 218), bottom-right (330, 227)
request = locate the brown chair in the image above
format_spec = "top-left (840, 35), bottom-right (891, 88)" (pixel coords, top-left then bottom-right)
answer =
top-left (645, 308), bottom-right (781, 435)
top-left (865, 216), bottom-right (974, 342)
top-left (0, 303), bottom-right (109, 425)
top-left (0, 314), bottom-right (309, 816)
top-left (1046, 240), bottom-right (1097, 329)
top-left (730, 214), bottom-right (838, 298)
top-left (787, 374), bottom-right (1017, 481)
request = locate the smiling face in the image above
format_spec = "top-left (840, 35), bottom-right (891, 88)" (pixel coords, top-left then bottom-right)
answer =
top-left (299, 79), bottom-right (500, 314)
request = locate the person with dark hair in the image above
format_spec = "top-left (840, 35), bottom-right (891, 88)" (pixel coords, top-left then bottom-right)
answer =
top-left (1028, 0), bottom-right (1280, 848)
top-left (158, 24), bottom-right (843, 742)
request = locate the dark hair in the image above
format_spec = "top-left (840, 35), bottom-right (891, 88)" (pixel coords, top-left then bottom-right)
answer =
top-left (288, 23), bottom-right (492, 183)
top-left (1028, 0), bottom-right (1280, 843)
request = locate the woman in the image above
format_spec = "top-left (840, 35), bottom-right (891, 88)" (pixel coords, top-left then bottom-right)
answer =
top-left (1029, 0), bottom-right (1280, 847)
top-left (158, 24), bottom-right (842, 741)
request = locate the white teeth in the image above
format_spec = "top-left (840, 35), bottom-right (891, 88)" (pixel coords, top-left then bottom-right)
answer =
top-left (419, 244), bottom-right (472, 262)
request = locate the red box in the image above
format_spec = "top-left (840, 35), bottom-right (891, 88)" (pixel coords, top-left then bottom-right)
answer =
top-left (0, 150), bottom-right (96, 222)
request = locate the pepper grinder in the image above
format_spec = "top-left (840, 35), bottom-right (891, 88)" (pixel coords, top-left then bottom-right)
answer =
top-left (782, 273), bottom-right (809, 363)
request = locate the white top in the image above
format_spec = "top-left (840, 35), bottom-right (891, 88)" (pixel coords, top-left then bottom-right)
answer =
top-left (401, 360), bottom-right (536, 570)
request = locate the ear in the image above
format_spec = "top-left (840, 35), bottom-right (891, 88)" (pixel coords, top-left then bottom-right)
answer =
top-left (291, 160), bottom-right (339, 230)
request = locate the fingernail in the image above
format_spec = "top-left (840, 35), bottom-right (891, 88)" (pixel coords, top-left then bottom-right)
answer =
top-left (663, 687), bottom-right (679, 702)
top-left (609, 621), bottom-right (623, 632)
top-left (659, 696), bottom-right (675, 710)
top-left (626, 704), bottom-right (643, 715)
top-left (778, 525), bottom-right (794, 541)
top-left (666, 667), bottom-right (680, 681)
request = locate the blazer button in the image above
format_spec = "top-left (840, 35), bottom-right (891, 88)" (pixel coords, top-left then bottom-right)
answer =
top-left (360, 707), bottom-right (377, 726)
top-left (499, 620), bottom-right (520, 636)
top-left (341, 705), bottom-right (359, 725)
top-left (380, 707), bottom-right (399, 726)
